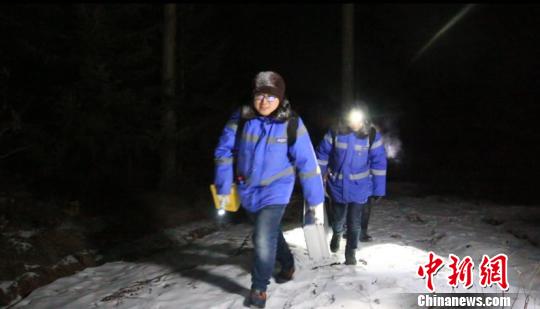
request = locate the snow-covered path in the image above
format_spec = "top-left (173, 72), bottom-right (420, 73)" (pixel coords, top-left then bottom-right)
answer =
top-left (9, 196), bottom-right (540, 308)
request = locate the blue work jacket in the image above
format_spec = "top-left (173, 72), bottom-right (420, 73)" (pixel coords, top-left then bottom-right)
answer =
top-left (316, 128), bottom-right (387, 204)
top-left (214, 110), bottom-right (324, 213)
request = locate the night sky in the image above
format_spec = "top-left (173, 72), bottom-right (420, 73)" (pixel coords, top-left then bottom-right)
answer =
top-left (209, 4), bottom-right (540, 203)
top-left (1, 4), bottom-right (540, 204)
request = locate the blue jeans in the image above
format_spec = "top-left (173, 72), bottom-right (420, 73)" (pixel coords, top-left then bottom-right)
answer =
top-left (331, 202), bottom-right (364, 252)
top-left (247, 204), bottom-right (294, 292)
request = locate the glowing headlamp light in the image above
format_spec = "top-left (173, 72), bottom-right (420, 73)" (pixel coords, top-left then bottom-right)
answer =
top-left (347, 109), bottom-right (365, 125)
top-left (217, 208), bottom-right (226, 216)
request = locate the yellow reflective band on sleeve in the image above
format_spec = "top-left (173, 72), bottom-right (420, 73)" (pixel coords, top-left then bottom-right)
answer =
top-left (371, 169), bottom-right (387, 176)
top-left (299, 168), bottom-right (320, 180)
top-left (324, 134), bottom-right (333, 144)
top-left (214, 157), bottom-right (234, 165)
top-left (226, 120), bottom-right (238, 131)
top-left (335, 171), bottom-right (371, 180)
top-left (317, 159), bottom-right (328, 166)
top-left (350, 170), bottom-right (370, 180)
top-left (260, 166), bottom-right (295, 186)
top-left (370, 139), bottom-right (384, 150)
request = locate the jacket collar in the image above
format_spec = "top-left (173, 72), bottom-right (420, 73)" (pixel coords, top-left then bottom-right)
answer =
top-left (240, 103), bottom-right (292, 123)
top-left (333, 122), bottom-right (370, 138)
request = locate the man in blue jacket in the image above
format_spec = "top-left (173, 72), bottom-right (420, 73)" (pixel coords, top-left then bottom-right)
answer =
top-left (316, 104), bottom-right (387, 265)
top-left (214, 71), bottom-right (325, 308)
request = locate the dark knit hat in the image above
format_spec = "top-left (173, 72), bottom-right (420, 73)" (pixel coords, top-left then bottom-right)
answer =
top-left (252, 71), bottom-right (286, 101)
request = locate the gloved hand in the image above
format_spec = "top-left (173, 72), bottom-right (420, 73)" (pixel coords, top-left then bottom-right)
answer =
top-left (310, 203), bottom-right (325, 225)
top-left (369, 196), bottom-right (382, 204)
top-left (217, 195), bottom-right (229, 212)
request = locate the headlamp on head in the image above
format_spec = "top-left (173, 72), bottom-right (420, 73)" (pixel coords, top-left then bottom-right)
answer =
top-left (347, 109), bottom-right (365, 126)
top-left (217, 208), bottom-right (226, 216)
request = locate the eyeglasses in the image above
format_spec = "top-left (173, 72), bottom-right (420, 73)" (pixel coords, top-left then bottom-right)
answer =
top-left (254, 94), bottom-right (278, 103)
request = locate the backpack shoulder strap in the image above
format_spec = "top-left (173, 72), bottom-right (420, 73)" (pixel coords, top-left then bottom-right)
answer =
top-left (329, 123), bottom-right (340, 145)
top-left (232, 110), bottom-right (247, 179)
top-left (368, 126), bottom-right (377, 150)
top-left (234, 106), bottom-right (252, 150)
top-left (234, 117), bottom-right (246, 150)
top-left (286, 114), bottom-right (299, 148)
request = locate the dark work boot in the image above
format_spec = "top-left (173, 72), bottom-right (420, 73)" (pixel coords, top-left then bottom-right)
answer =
top-left (275, 266), bottom-right (295, 284)
top-left (330, 233), bottom-right (342, 252)
top-left (360, 204), bottom-right (372, 242)
top-left (249, 289), bottom-right (267, 308)
top-left (359, 231), bottom-right (372, 242)
top-left (344, 249), bottom-right (357, 265)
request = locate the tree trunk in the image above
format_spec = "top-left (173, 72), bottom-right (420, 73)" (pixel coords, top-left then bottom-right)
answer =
top-left (342, 4), bottom-right (354, 108)
top-left (159, 4), bottom-right (177, 192)
top-left (176, 7), bottom-right (186, 182)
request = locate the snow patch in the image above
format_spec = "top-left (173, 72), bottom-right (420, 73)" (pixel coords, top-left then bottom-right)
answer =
top-left (18, 230), bottom-right (38, 239)
top-left (3, 229), bottom-right (39, 239)
top-left (51, 255), bottom-right (79, 270)
top-left (24, 264), bottom-right (41, 271)
top-left (10, 197), bottom-right (540, 308)
top-left (0, 281), bottom-right (14, 293)
top-left (8, 238), bottom-right (33, 253)
top-left (57, 221), bottom-right (82, 231)
top-left (58, 255), bottom-right (79, 266)
top-left (77, 249), bottom-right (97, 256)
top-left (17, 272), bottom-right (39, 281)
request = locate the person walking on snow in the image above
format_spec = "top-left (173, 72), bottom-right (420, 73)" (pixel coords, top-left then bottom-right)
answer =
top-left (214, 71), bottom-right (325, 308)
top-left (315, 104), bottom-right (387, 265)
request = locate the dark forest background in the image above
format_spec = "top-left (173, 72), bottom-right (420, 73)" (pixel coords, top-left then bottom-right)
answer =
top-left (1, 4), bottom-right (539, 211)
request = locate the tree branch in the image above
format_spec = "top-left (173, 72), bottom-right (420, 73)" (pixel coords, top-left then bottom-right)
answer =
top-left (0, 146), bottom-right (29, 160)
